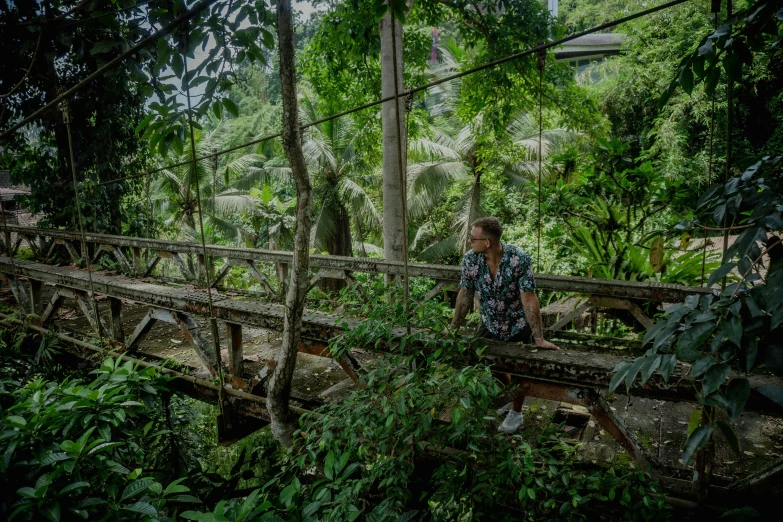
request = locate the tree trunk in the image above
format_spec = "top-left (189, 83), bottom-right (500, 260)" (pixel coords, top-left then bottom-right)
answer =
top-left (266, 0), bottom-right (313, 447)
top-left (320, 199), bottom-right (352, 291)
top-left (380, 3), bottom-right (408, 268)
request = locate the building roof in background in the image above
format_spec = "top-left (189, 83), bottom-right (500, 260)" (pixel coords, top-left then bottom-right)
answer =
top-left (555, 33), bottom-right (625, 60)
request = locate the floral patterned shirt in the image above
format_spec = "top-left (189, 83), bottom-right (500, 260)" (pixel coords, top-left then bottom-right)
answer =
top-left (459, 243), bottom-right (537, 341)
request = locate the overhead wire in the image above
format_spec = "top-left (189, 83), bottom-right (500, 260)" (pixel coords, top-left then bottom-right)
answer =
top-left (700, 4), bottom-right (721, 287)
top-left (68, 0), bottom-right (691, 189)
top-left (183, 31), bottom-right (228, 416)
top-left (389, 8), bottom-right (412, 335)
top-left (536, 50), bottom-right (544, 273)
top-left (62, 99), bottom-right (107, 349)
top-left (0, 0), bottom-right (224, 140)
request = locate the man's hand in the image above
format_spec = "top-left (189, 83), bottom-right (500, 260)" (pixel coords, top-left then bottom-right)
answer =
top-left (535, 338), bottom-right (559, 350)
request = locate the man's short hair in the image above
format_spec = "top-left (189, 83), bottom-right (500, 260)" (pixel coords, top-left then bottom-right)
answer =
top-left (471, 217), bottom-right (502, 242)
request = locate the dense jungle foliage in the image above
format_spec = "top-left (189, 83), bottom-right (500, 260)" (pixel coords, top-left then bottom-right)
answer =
top-left (1, 0), bottom-right (782, 519)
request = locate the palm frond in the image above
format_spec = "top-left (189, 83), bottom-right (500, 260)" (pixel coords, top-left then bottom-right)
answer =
top-left (337, 178), bottom-right (381, 231)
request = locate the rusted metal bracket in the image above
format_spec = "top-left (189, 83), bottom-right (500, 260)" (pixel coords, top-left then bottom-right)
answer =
top-left (124, 307), bottom-right (220, 376)
top-left (517, 378), bottom-right (660, 475)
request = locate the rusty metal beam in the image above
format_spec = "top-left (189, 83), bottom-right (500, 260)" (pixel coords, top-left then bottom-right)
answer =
top-left (516, 378), bottom-right (659, 474)
top-left (2, 225), bottom-right (711, 302)
top-left (1, 256), bottom-right (780, 417)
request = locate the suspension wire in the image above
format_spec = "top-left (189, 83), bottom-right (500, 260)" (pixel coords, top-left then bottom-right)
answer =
top-left (0, 0), bottom-right (223, 140)
top-left (183, 33), bottom-right (227, 413)
top-left (145, 168), bottom-right (153, 265)
top-left (88, 0), bottom-right (695, 189)
top-left (0, 184), bottom-right (22, 306)
top-left (536, 50), bottom-right (545, 273)
top-left (390, 7), bottom-right (412, 336)
top-left (62, 99), bottom-right (106, 349)
top-left (721, 0), bottom-right (734, 291)
top-left (700, 5), bottom-right (720, 287)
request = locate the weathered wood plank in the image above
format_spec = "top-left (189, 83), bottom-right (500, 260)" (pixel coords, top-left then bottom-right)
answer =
top-left (3, 225), bottom-right (711, 302)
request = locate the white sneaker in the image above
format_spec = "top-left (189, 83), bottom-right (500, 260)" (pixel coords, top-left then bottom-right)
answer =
top-left (496, 402), bottom-right (513, 415)
top-left (498, 409), bottom-right (524, 434)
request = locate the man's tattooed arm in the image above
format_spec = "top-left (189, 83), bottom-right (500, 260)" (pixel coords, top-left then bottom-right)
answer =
top-left (452, 287), bottom-right (475, 329)
top-left (521, 291), bottom-right (559, 350)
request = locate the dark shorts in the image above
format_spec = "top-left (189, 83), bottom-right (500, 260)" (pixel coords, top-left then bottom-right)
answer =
top-left (475, 322), bottom-right (532, 343)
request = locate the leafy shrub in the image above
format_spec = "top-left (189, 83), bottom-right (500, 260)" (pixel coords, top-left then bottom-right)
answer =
top-left (0, 356), bottom-right (199, 521)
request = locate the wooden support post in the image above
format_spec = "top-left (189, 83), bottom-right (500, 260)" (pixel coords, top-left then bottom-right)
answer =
top-left (29, 279), bottom-right (43, 315)
top-left (125, 308), bottom-right (162, 352)
top-left (41, 289), bottom-right (66, 325)
top-left (63, 241), bottom-right (81, 264)
top-left (547, 300), bottom-right (592, 333)
top-left (172, 311), bottom-right (219, 376)
top-left (132, 247), bottom-right (142, 275)
top-left (8, 277), bottom-right (32, 313)
top-left (111, 246), bottom-right (134, 274)
top-left (73, 291), bottom-right (107, 335)
top-left (109, 297), bottom-right (125, 343)
top-left (170, 252), bottom-right (195, 281)
top-left (244, 259), bottom-right (277, 295)
top-left (197, 254), bottom-right (207, 284)
top-left (212, 261), bottom-right (233, 287)
top-left (142, 254), bottom-right (161, 277)
top-left (226, 322), bottom-right (243, 378)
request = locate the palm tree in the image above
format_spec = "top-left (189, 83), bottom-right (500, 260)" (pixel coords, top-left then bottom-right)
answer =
top-left (150, 127), bottom-right (268, 246)
top-left (406, 42), bottom-right (584, 262)
top-left (299, 92), bottom-right (380, 258)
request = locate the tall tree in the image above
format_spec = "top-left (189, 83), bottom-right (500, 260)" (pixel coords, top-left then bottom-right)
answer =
top-left (266, 0), bottom-right (313, 446)
top-left (380, 0), bottom-right (410, 266)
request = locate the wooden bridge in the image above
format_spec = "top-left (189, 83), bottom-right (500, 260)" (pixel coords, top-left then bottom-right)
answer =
top-left (0, 225), bottom-right (780, 497)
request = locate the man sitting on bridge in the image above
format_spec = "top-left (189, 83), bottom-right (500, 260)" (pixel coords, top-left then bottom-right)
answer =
top-left (451, 217), bottom-right (559, 434)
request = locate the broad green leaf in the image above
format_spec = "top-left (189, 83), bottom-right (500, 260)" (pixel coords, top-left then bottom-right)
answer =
top-left (625, 357), bottom-right (646, 390)
top-left (59, 481), bottom-right (90, 495)
top-left (708, 263), bottom-right (736, 287)
top-left (659, 354), bottom-right (677, 383)
top-left (121, 501), bottom-right (157, 517)
top-left (303, 501), bottom-right (323, 517)
top-left (121, 479), bottom-right (154, 502)
top-left (5, 415), bottom-right (26, 428)
top-left (223, 98), bottom-right (239, 117)
top-left (716, 421), bottom-right (740, 455)
top-left (640, 355), bottom-right (661, 385)
top-left (324, 451), bottom-right (335, 480)
top-left (682, 426), bottom-right (713, 465)
top-left (677, 322), bottom-right (715, 361)
top-left (686, 409), bottom-right (701, 435)
top-left (691, 355), bottom-right (715, 378)
top-left (679, 67), bottom-right (694, 95)
top-left (609, 361), bottom-right (631, 392)
top-left (642, 320), bottom-right (667, 346)
top-left (725, 314), bottom-right (742, 347)
top-left (702, 363), bottom-right (730, 397)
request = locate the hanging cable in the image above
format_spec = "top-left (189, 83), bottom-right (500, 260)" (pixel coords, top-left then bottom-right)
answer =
top-left (62, 99), bottom-right (106, 349)
top-left (81, 0), bottom-right (694, 189)
top-left (183, 29), bottom-right (227, 415)
top-left (0, 184), bottom-right (23, 309)
top-left (390, 7), bottom-right (412, 336)
top-left (721, 0), bottom-right (734, 291)
top-left (145, 168), bottom-right (153, 266)
top-left (536, 50), bottom-right (545, 273)
top-left (700, 4), bottom-right (721, 287)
